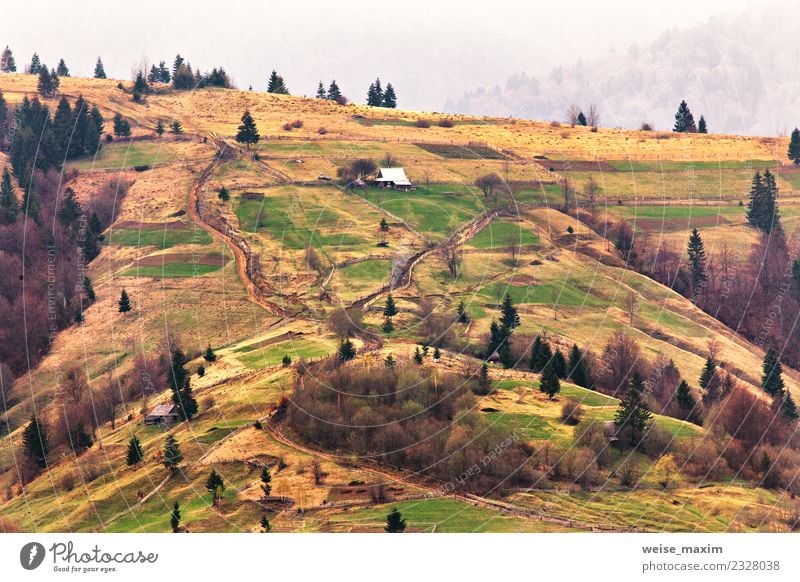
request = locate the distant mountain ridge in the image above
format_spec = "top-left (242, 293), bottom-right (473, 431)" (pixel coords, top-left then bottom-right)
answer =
top-left (446, 0), bottom-right (800, 136)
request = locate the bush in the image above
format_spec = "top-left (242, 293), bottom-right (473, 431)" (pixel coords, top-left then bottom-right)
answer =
top-left (437, 118), bottom-right (455, 128)
top-left (291, 119), bottom-right (303, 129)
top-left (560, 398), bottom-right (583, 425)
top-left (318, 127), bottom-right (327, 135)
top-left (202, 396), bottom-right (215, 411)
top-left (133, 165), bottom-right (150, 172)
top-left (414, 119), bottom-right (431, 128)
top-left (282, 122), bottom-right (293, 131)
top-left (616, 459), bottom-right (641, 488)
top-left (641, 424), bottom-right (672, 459)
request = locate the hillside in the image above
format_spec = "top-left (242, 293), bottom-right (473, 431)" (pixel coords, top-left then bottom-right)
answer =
top-left (1, 74), bottom-right (799, 533)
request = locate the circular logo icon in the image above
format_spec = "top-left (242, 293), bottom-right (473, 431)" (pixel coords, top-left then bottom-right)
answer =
top-left (19, 542), bottom-right (46, 570)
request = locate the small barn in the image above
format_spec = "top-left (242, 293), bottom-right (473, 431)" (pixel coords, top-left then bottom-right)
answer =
top-left (145, 403), bottom-right (179, 425)
top-left (374, 167), bottom-right (414, 191)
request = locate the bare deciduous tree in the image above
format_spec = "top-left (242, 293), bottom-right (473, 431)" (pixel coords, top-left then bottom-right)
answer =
top-left (441, 245), bottom-right (461, 278)
top-left (59, 366), bottom-right (88, 406)
top-left (584, 175), bottom-right (599, 217)
top-left (566, 103), bottom-right (581, 125)
top-left (587, 103), bottom-right (600, 127)
top-left (625, 290), bottom-right (639, 326)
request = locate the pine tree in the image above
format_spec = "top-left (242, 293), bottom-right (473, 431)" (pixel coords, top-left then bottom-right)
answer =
top-left (170, 501), bottom-right (181, 532)
top-left (576, 111), bottom-right (587, 126)
top-left (205, 469), bottom-right (225, 504)
top-left (687, 228), bottom-right (707, 293)
top-left (266, 70), bottom-right (288, 94)
top-left (380, 217), bottom-right (389, 231)
top-left (567, 344), bottom-right (590, 388)
top-left (281, 354), bottom-right (292, 367)
top-left (529, 336), bottom-right (552, 373)
top-left (113, 113), bottom-right (131, 137)
top-left (260, 466), bottom-right (272, 497)
top-left (158, 61), bottom-right (170, 83)
top-left (155, 119), bottom-right (165, 135)
top-left (327, 80), bottom-right (341, 101)
top-left (382, 83), bottom-right (397, 108)
top-left (761, 347), bottom-right (785, 397)
top-left (457, 300), bottom-right (469, 323)
top-left (383, 293), bottom-right (398, 317)
top-left (487, 320), bottom-right (504, 358)
top-left (789, 127), bottom-right (800, 166)
top-left (260, 515), bottom-right (271, 532)
top-left (500, 293), bottom-right (520, 335)
top-left (433, 346), bottom-right (441, 361)
top-left (52, 96), bottom-right (72, 157)
top-left (235, 110), bottom-right (260, 148)
top-left (316, 81), bottom-right (326, 99)
top-left (172, 54), bottom-right (184, 78)
top-left (22, 187), bottom-right (40, 222)
top-left (367, 78), bottom-right (384, 106)
top-left (126, 435), bottom-right (144, 465)
top-left (337, 338), bottom-right (356, 362)
top-left (0, 46), bottom-right (16, 72)
top-left (384, 353), bottom-right (396, 368)
top-left (477, 362), bottom-right (491, 394)
top-left (673, 100), bottom-right (696, 132)
top-left (203, 344), bottom-right (216, 362)
top-left (614, 371), bottom-right (652, 445)
top-left (675, 379), bottom-right (696, 416)
top-left (781, 391), bottom-right (798, 422)
top-left (37, 67), bottom-right (58, 97)
top-left (56, 59), bottom-right (69, 77)
top-left (697, 115), bottom-right (707, 134)
top-left (22, 415), bottom-right (49, 469)
top-left (93, 57), bottom-right (106, 79)
top-left (170, 120), bottom-right (182, 134)
top-left (385, 508), bottom-right (406, 532)
top-left (552, 349), bottom-right (567, 378)
top-left (699, 357), bottom-right (720, 405)
top-left (118, 288), bottom-right (132, 313)
top-left (163, 435), bottom-right (183, 474)
top-left (759, 451), bottom-right (775, 488)
top-left (83, 276), bottom-right (96, 303)
top-left (57, 187), bottom-right (82, 228)
top-left (172, 378), bottom-right (199, 421)
top-left (761, 169), bottom-right (781, 234)
top-left (28, 53), bottom-right (41, 75)
top-left (0, 167), bottom-right (19, 224)
top-left (413, 347), bottom-right (424, 365)
top-left (539, 361), bottom-right (561, 399)
top-left (168, 348), bottom-right (188, 392)
top-left (382, 317), bottom-right (394, 333)
top-left (746, 171), bottom-right (765, 228)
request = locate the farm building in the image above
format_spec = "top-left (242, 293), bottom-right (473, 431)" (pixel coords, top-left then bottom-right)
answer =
top-left (145, 403), bottom-right (179, 425)
top-left (374, 167), bottom-right (414, 191)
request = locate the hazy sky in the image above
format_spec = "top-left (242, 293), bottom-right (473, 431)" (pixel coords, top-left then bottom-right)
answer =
top-left (1, 0), bottom-right (762, 111)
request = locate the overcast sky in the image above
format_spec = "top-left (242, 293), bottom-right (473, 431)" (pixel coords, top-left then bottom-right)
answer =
top-left (1, 0), bottom-right (761, 111)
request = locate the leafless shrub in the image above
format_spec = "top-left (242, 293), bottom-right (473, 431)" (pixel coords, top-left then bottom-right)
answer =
top-left (291, 119), bottom-right (303, 129)
top-left (437, 118), bottom-right (455, 128)
top-left (317, 127), bottom-right (327, 135)
top-left (311, 460), bottom-right (324, 485)
top-left (202, 396), bottom-right (216, 411)
top-left (414, 119), bottom-right (431, 128)
top-left (560, 398), bottom-right (584, 426)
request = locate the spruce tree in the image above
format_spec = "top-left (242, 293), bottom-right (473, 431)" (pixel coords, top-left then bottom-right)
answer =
top-left (282, 354), bottom-right (292, 367)
top-left (327, 80), bottom-right (341, 101)
top-left (172, 54), bottom-right (184, 78)
top-left (22, 186), bottom-right (40, 221)
top-left (614, 371), bottom-right (652, 445)
top-left (163, 435), bottom-right (183, 474)
top-left (673, 100), bottom-right (696, 132)
top-left (37, 67), bottom-right (58, 97)
top-left (529, 336), bottom-right (553, 373)
top-left (761, 169), bottom-right (781, 234)
top-left (675, 379), bottom-right (696, 417)
top-left (28, 53), bottom-right (41, 74)
top-left (384, 353), bottom-right (396, 369)
top-left (382, 317), bottom-right (394, 333)
top-left (781, 391), bottom-right (798, 422)
top-left (413, 347), bottom-right (424, 365)
top-left (385, 508), bottom-right (406, 532)
top-left (126, 435), bottom-right (144, 465)
top-left (52, 96), bottom-right (72, 157)
top-left (170, 501), bottom-right (181, 532)
top-left (487, 320), bottom-right (504, 358)
top-left (457, 300), bottom-right (469, 323)
top-left (170, 120), bottom-right (182, 134)
top-left (699, 357), bottom-right (719, 405)
top-left (155, 119), bottom-right (165, 135)
top-left (168, 348), bottom-right (188, 392)
top-left (337, 338), bottom-right (356, 361)
top-left (746, 171), bottom-right (765, 228)
top-left (367, 79), bottom-right (384, 106)
top-left (172, 378), bottom-right (198, 421)
top-left (260, 515), bottom-right (271, 532)
top-left (205, 469), bottom-right (225, 504)
top-left (118, 288), bottom-right (132, 313)
top-left (687, 228), bottom-right (707, 293)
top-left (22, 415), bottom-right (49, 469)
top-left (697, 115), bottom-right (707, 134)
top-left (235, 110), bottom-right (260, 148)
top-left (500, 293), bottom-right (520, 335)
top-left (539, 361), bottom-right (561, 399)
top-left (478, 362), bottom-right (491, 394)
top-left (57, 187), bottom-right (82, 228)
top-left (384, 293), bottom-right (398, 317)
top-left (83, 277), bottom-right (96, 303)
top-left (203, 344), bottom-right (216, 362)
top-left (382, 83), bottom-right (397, 108)
top-left (56, 59), bottom-right (69, 77)
top-left (217, 186), bottom-right (230, 201)
top-left (266, 70), bottom-right (288, 94)
top-left (260, 466), bottom-right (272, 497)
top-left (576, 111), bottom-right (587, 126)
top-left (552, 349), bottom-right (567, 379)
top-left (761, 347), bottom-right (785, 397)
top-left (0, 167), bottom-right (19, 224)
top-left (789, 127), bottom-right (800, 166)
top-left (316, 81), bottom-right (326, 99)
top-left (0, 46), bottom-right (16, 72)
top-left (380, 217), bottom-right (389, 231)
top-left (93, 57), bottom-right (106, 79)
top-left (567, 344), bottom-right (590, 388)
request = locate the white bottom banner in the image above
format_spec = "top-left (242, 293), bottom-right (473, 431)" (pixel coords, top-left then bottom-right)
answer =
top-left (1, 533), bottom-right (797, 581)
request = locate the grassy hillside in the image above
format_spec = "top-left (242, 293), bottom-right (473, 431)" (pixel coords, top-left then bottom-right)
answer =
top-left (1, 74), bottom-right (798, 533)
